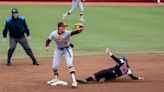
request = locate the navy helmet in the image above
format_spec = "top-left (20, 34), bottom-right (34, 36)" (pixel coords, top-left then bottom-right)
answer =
top-left (12, 8), bottom-right (18, 14)
top-left (118, 56), bottom-right (128, 62)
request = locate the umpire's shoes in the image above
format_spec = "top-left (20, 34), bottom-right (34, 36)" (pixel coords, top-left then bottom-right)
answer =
top-left (33, 62), bottom-right (39, 65)
top-left (6, 63), bottom-right (11, 66)
top-left (77, 79), bottom-right (87, 84)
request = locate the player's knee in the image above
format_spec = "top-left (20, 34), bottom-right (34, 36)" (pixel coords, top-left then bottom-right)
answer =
top-left (68, 66), bottom-right (75, 74)
top-left (24, 48), bottom-right (31, 51)
top-left (9, 45), bottom-right (16, 51)
top-left (24, 48), bottom-right (32, 54)
top-left (9, 48), bottom-right (15, 51)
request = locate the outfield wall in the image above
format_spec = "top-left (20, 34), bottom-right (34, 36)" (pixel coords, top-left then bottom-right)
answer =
top-left (0, 0), bottom-right (164, 2)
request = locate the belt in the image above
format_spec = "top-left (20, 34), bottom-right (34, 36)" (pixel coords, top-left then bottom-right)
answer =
top-left (58, 45), bottom-right (70, 50)
top-left (58, 45), bottom-right (72, 57)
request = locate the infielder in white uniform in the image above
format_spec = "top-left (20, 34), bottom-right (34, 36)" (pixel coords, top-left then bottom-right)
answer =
top-left (45, 22), bottom-right (84, 88)
top-left (62, 0), bottom-right (85, 22)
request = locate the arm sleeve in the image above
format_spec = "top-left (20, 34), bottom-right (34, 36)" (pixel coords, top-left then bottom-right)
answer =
top-left (3, 22), bottom-right (9, 38)
top-left (23, 19), bottom-right (30, 37)
top-left (45, 39), bottom-right (51, 48)
top-left (71, 28), bottom-right (83, 36)
top-left (110, 55), bottom-right (121, 63)
top-left (127, 69), bottom-right (139, 80)
top-left (128, 74), bottom-right (139, 80)
top-left (45, 32), bottom-right (55, 47)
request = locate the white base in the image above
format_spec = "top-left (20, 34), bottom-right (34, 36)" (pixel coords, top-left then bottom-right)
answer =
top-left (47, 80), bottom-right (68, 86)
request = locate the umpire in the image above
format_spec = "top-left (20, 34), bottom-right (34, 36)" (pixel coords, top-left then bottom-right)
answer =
top-left (2, 8), bottom-right (39, 66)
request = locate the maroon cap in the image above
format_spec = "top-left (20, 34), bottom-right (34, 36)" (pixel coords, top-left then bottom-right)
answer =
top-left (57, 22), bottom-right (68, 27)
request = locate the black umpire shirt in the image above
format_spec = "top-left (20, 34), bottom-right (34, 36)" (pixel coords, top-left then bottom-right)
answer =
top-left (3, 16), bottom-right (30, 39)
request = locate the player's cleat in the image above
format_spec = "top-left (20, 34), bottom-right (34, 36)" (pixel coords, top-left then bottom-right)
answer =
top-left (47, 78), bottom-right (59, 85)
top-left (71, 81), bottom-right (77, 88)
top-left (80, 18), bottom-right (85, 22)
top-left (77, 79), bottom-right (87, 84)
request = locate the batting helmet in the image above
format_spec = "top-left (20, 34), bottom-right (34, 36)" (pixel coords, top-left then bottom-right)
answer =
top-left (118, 56), bottom-right (128, 62)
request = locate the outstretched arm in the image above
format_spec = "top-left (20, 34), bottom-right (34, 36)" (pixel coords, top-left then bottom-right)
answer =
top-left (106, 48), bottom-right (121, 63)
top-left (127, 69), bottom-right (144, 80)
top-left (71, 28), bottom-right (83, 36)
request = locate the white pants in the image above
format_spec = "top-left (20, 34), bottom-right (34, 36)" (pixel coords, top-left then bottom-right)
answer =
top-left (53, 47), bottom-right (73, 70)
top-left (69, 0), bottom-right (84, 13)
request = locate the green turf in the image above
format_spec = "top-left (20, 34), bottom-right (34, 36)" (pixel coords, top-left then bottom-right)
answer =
top-left (0, 5), bottom-right (164, 59)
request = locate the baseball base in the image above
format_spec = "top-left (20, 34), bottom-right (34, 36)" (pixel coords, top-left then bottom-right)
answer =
top-left (47, 80), bottom-right (68, 86)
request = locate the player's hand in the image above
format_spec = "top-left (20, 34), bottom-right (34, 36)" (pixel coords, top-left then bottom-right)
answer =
top-left (3, 38), bottom-right (6, 42)
top-left (46, 47), bottom-right (49, 52)
top-left (77, 28), bottom-right (84, 32)
top-left (138, 77), bottom-right (144, 80)
top-left (106, 48), bottom-right (112, 56)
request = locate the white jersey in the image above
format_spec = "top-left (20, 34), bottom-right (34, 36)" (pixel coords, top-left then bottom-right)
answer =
top-left (48, 30), bottom-right (71, 48)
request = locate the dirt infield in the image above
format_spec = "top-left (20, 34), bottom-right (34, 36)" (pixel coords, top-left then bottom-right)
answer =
top-left (0, 54), bottom-right (164, 92)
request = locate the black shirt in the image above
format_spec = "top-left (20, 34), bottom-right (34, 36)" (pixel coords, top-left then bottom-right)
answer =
top-left (3, 16), bottom-right (30, 39)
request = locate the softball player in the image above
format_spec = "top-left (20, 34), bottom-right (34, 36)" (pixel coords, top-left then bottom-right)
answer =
top-left (62, 0), bottom-right (85, 22)
top-left (77, 48), bottom-right (144, 84)
top-left (45, 22), bottom-right (84, 88)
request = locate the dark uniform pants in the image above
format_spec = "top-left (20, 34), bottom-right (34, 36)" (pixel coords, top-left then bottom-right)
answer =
top-left (7, 37), bottom-right (37, 64)
top-left (94, 68), bottom-right (116, 81)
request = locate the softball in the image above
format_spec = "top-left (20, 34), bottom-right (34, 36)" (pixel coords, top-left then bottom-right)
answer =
top-left (75, 25), bottom-right (80, 29)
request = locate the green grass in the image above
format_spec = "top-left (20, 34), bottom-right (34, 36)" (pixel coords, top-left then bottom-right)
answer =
top-left (0, 5), bottom-right (164, 59)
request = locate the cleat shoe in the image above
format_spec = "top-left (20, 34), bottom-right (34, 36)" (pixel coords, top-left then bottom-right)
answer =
top-left (71, 81), bottom-right (77, 88)
top-left (33, 62), bottom-right (39, 65)
top-left (6, 63), bottom-right (11, 66)
top-left (47, 78), bottom-right (59, 85)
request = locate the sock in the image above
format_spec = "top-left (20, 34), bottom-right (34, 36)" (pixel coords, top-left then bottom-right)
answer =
top-left (71, 73), bottom-right (76, 82)
top-left (80, 16), bottom-right (83, 19)
top-left (64, 12), bottom-right (70, 17)
top-left (80, 13), bottom-right (84, 19)
top-left (54, 75), bottom-right (59, 80)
